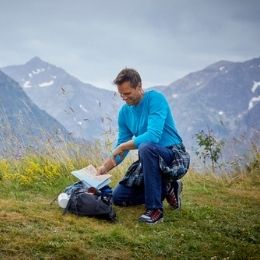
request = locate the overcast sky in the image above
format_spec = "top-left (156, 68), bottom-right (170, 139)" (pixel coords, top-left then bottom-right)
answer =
top-left (0, 0), bottom-right (260, 90)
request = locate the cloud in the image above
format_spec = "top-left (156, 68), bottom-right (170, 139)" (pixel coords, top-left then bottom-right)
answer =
top-left (0, 0), bottom-right (260, 89)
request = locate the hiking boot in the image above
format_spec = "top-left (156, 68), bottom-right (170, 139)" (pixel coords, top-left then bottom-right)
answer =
top-left (138, 209), bottom-right (164, 224)
top-left (166, 180), bottom-right (183, 209)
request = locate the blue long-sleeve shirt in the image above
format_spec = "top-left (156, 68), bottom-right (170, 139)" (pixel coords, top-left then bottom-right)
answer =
top-left (114, 90), bottom-right (182, 164)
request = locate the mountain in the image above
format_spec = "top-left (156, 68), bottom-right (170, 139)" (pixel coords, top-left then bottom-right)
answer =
top-left (2, 56), bottom-right (259, 159)
top-left (2, 57), bottom-right (122, 140)
top-left (0, 70), bottom-right (71, 156)
top-left (155, 57), bottom-right (260, 152)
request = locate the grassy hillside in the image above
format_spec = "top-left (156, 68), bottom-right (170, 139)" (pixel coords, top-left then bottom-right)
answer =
top-left (0, 155), bottom-right (259, 259)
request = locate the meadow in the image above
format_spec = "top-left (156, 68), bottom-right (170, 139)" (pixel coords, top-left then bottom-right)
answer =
top-left (0, 149), bottom-right (259, 259)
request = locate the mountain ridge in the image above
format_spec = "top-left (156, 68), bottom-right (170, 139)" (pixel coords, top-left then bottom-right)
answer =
top-left (2, 57), bottom-right (122, 140)
top-left (2, 56), bottom-right (259, 159)
top-left (153, 57), bottom-right (260, 155)
top-left (0, 70), bottom-right (71, 156)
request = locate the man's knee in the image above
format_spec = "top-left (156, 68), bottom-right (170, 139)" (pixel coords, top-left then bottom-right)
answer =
top-left (138, 142), bottom-right (156, 157)
top-left (112, 186), bottom-right (128, 206)
top-left (112, 184), bottom-right (144, 206)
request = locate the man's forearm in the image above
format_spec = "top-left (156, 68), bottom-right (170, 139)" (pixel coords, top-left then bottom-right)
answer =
top-left (120, 140), bottom-right (136, 151)
top-left (103, 157), bottom-right (117, 172)
top-left (99, 140), bottom-right (136, 175)
top-left (113, 140), bottom-right (136, 157)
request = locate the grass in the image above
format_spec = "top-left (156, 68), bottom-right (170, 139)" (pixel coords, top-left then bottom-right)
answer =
top-left (0, 156), bottom-right (259, 259)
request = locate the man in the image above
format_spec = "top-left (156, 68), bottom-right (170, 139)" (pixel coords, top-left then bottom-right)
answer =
top-left (97, 68), bottom-right (189, 224)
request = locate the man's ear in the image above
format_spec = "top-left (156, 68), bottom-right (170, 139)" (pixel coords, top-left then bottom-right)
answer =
top-left (138, 84), bottom-right (144, 95)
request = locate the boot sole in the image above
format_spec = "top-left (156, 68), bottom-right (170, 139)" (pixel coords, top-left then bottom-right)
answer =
top-left (146, 217), bottom-right (164, 224)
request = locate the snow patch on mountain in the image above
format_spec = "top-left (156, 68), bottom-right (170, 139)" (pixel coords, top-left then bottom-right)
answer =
top-left (32, 68), bottom-right (45, 74)
top-left (38, 80), bottom-right (54, 87)
top-left (23, 81), bottom-right (32, 88)
top-left (248, 96), bottom-right (260, 110)
top-left (219, 66), bottom-right (225, 71)
top-left (252, 81), bottom-right (260, 93)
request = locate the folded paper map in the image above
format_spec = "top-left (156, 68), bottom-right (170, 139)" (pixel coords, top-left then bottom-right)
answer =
top-left (71, 165), bottom-right (111, 190)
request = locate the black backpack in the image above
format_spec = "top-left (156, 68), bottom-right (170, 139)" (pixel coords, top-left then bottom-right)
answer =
top-left (63, 182), bottom-right (116, 222)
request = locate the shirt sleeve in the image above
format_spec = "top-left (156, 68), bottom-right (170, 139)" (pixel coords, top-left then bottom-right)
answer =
top-left (133, 92), bottom-right (168, 147)
top-left (113, 107), bottom-right (133, 164)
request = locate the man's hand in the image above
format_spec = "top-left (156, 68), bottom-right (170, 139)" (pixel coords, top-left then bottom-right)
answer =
top-left (96, 141), bottom-right (135, 175)
top-left (96, 157), bottom-right (116, 175)
top-left (96, 165), bottom-right (107, 175)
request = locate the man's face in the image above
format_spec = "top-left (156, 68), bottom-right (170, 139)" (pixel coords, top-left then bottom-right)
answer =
top-left (117, 81), bottom-right (143, 105)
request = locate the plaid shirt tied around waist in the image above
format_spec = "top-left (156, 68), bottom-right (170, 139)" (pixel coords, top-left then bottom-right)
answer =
top-left (159, 143), bottom-right (190, 181)
top-left (119, 143), bottom-right (190, 188)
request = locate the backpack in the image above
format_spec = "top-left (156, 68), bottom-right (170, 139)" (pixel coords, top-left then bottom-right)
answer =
top-left (63, 181), bottom-right (116, 222)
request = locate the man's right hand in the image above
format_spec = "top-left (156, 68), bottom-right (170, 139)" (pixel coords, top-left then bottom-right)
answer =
top-left (96, 165), bottom-right (107, 175)
top-left (96, 157), bottom-right (117, 175)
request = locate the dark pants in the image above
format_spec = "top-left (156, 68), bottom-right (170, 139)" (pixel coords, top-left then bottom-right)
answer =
top-left (112, 142), bottom-right (175, 210)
